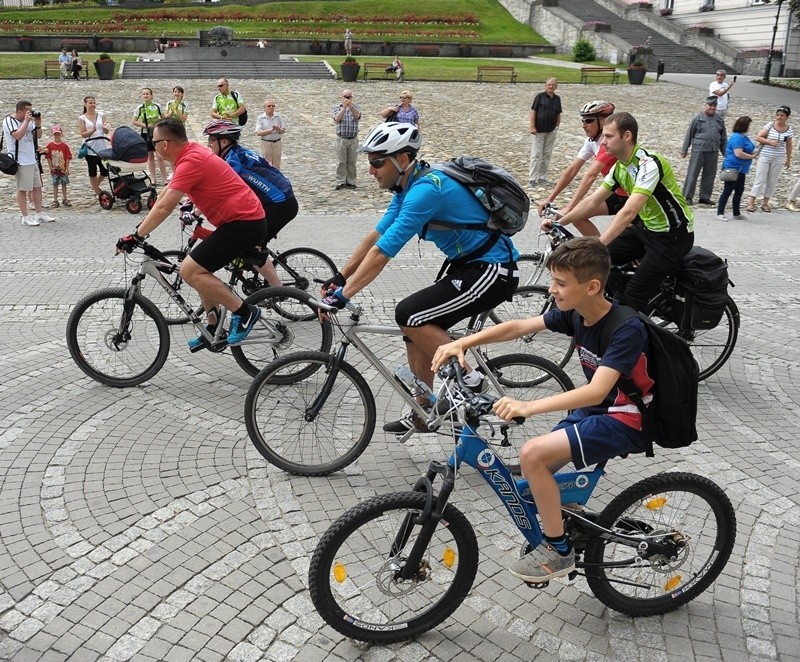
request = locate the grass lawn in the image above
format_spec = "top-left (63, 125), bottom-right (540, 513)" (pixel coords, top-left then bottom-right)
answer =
top-left (0, 0), bottom-right (544, 43)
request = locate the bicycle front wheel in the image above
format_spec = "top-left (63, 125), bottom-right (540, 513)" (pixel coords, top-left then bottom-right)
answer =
top-left (66, 288), bottom-right (170, 387)
top-left (275, 247), bottom-right (337, 293)
top-left (517, 251), bottom-right (546, 287)
top-left (245, 351), bottom-right (376, 475)
top-left (230, 287), bottom-right (333, 379)
top-left (648, 293), bottom-right (739, 381)
top-left (309, 491), bottom-right (479, 643)
top-left (584, 472), bottom-right (736, 616)
top-left (482, 285), bottom-right (575, 369)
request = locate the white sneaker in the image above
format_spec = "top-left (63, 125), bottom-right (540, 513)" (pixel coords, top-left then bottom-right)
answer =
top-left (36, 212), bottom-right (56, 223)
top-left (715, 214), bottom-right (728, 222)
top-left (21, 215), bottom-right (40, 226)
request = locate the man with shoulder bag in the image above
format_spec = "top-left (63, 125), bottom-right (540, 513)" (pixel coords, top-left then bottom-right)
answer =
top-left (2, 100), bottom-right (56, 226)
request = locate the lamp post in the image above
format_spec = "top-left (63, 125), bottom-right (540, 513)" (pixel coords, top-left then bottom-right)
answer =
top-left (764, 0), bottom-right (785, 84)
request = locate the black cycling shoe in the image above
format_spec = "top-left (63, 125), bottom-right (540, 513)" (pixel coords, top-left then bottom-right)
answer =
top-left (383, 407), bottom-right (433, 435)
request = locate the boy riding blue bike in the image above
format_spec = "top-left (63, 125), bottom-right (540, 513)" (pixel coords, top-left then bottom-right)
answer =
top-left (432, 236), bottom-right (652, 583)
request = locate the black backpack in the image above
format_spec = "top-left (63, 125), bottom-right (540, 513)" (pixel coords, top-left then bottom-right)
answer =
top-left (596, 306), bottom-right (699, 457)
top-left (673, 246), bottom-right (730, 330)
top-left (419, 156), bottom-right (529, 268)
top-left (231, 91), bottom-right (248, 126)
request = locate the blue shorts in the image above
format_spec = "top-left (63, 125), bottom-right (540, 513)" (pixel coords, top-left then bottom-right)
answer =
top-left (51, 174), bottom-right (70, 186)
top-left (553, 410), bottom-right (645, 470)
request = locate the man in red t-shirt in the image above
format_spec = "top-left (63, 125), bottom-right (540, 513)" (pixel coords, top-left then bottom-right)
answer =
top-left (116, 118), bottom-right (267, 348)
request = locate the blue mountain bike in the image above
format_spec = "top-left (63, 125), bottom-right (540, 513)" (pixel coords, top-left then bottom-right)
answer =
top-left (308, 360), bottom-right (737, 643)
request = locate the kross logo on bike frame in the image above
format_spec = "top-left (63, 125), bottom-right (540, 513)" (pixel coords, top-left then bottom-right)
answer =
top-left (476, 449), bottom-right (496, 469)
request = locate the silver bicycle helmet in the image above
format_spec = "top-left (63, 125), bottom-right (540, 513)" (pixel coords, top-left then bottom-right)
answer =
top-left (358, 122), bottom-right (421, 156)
top-left (578, 100), bottom-right (616, 118)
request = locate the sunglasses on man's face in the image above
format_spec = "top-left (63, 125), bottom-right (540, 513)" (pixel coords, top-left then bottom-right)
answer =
top-left (368, 157), bottom-right (389, 168)
top-left (581, 118), bottom-right (598, 125)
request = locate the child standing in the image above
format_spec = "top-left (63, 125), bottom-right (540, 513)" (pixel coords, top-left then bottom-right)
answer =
top-left (45, 125), bottom-right (73, 207)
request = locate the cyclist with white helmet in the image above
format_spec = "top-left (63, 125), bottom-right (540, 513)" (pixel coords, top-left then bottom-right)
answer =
top-left (538, 100), bottom-right (624, 237)
top-left (320, 122), bottom-right (520, 434)
top-left (116, 118), bottom-right (268, 349)
top-left (204, 120), bottom-right (298, 289)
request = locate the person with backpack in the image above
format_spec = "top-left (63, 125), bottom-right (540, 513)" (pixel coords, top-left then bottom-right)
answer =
top-left (203, 120), bottom-right (298, 289)
top-left (549, 112), bottom-right (694, 313)
top-left (211, 79), bottom-right (247, 126)
top-left (431, 237), bottom-right (655, 584)
top-left (319, 122), bottom-right (520, 434)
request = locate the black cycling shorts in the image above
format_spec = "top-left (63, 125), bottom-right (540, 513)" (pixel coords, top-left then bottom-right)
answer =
top-left (263, 197), bottom-right (299, 244)
top-left (189, 218), bottom-right (268, 273)
top-left (395, 261), bottom-right (518, 330)
top-left (605, 191), bottom-right (628, 215)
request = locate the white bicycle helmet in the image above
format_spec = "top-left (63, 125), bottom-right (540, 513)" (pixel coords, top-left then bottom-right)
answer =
top-left (203, 120), bottom-right (242, 142)
top-left (358, 122), bottom-right (421, 156)
top-left (578, 100), bottom-right (615, 118)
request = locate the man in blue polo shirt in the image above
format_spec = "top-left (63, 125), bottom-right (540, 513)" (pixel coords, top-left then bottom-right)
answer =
top-left (320, 122), bottom-right (520, 433)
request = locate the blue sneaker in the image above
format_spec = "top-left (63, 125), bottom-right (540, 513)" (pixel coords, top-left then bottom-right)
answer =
top-left (228, 305), bottom-right (261, 345)
top-left (187, 325), bottom-right (222, 352)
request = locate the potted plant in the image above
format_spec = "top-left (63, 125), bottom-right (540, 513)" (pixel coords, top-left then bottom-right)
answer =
top-left (99, 37), bottom-right (113, 53)
top-left (310, 39), bottom-right (322, 55)
top-left (381, 40), bottom-right (392, 56)
top-left (458, 43), bottom-right (472, 57)
top-left (627, 59), bottom-right (647, 85)
top-left (660, 8), bottom-right (673, 16)
top-left (340, 56), bottom-right (360, 82)
top-left (94, 52), bottom-right (115, 80)
top-left (584, 20), bottom-right (611, 32)
top-left (18, 36), bottom-right (33, 52)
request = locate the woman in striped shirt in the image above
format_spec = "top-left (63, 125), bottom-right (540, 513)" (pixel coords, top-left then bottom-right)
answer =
top-left (746, 106), bottom-right (793, 213)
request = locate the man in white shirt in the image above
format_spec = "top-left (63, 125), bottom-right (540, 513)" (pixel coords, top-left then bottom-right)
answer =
top-left (2, 100), bottom-right (55, 226)
top-left (709, 70), bottom-right (736, 122)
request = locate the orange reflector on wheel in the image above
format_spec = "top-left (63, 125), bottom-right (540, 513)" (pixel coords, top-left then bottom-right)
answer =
top-left (443, 547), bottom-right (456, 568)
top-left (645, 496), bottom-right (667, 510)
top-left (332, 563), bottom-right (347, 583)
top-left (664, 575), bottom-right (682, 591)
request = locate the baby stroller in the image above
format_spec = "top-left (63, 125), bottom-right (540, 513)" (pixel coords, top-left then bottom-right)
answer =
top-left (86, 126), bottom-right (158, 214)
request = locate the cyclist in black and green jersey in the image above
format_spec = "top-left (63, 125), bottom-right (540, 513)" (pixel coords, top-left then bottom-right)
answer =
top-left (547, 111), bottom-right (694, 312)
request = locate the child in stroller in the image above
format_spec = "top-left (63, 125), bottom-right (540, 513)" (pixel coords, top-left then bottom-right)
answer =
top-left (85, 126), bottom-right (158, 214)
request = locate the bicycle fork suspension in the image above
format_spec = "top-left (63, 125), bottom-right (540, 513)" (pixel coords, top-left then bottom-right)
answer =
top-left (305, 344), bottom-right (348, 422)
top-left (392, 462), bottom-right (456, 581)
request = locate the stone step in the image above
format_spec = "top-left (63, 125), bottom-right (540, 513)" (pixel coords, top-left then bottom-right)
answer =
top-left (558, 0), bottom-right (731, 74)
top-left (120, 61), bottom-right (334, 80)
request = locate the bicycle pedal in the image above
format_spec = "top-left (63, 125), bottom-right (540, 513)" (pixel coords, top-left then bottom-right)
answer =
top-left (524, 581), bottom-right (550, 590)
top-left (567, 570), bottom-right (578, 581)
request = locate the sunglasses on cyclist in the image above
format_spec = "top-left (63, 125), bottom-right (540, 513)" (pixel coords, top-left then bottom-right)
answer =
top-left (580, 117), bottom-right (598, 125)
top-left (368, 157), bottom-right (390, 168)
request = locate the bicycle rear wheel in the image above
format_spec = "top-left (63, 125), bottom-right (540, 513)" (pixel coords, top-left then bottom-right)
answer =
top-left (309, 491), bottom-right (479, 643)
top-left (584, 472), bottom-right (736, 616)
top-left (647, 293), bottom-right (739, 381)
top-left (482, 285), bottom-right (575, 369)
top-left (66, 288), bottom-right (170, 387)
top-left (230, 287), bottom-right (333, 379)
top-left (245, 351), bottom-right (376, 475)
top-left (274, 247), bottom-right (337, 293)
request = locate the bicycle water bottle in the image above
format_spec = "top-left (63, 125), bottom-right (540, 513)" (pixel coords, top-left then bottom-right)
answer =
top-left (394, 366), bottom-right (435, 404)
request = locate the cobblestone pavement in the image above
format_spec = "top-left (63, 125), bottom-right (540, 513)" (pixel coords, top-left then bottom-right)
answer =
top-left (1, 77), bottom-right (800, 661)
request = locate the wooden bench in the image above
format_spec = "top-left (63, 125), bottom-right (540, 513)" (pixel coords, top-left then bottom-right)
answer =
top-left (580, 66), bottom-right (620, 84)
top-left (414, 45), bottom-right (440, 57)
top-left (44, 59), bottom-right (89, 80)
top-left (476, 65), bottom-right (517, 83)
top-left (488, 46), bottom-right (514, 57)
top-left (363, 62), bottom-right (394, 81)
top-left (60, 39), bottom-right (90, 52)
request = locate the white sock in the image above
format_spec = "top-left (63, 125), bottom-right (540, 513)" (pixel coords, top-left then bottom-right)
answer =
top-left (462, 370), bottom-right (484, 387)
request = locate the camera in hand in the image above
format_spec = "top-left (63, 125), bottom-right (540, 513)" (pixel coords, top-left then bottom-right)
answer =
top-left (31, 111), bottom-right (41, 118)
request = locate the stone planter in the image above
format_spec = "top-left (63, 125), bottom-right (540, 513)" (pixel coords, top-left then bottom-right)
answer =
top-left (458, 45), bottom-right (472, 57)
top-left (99, 39), bottom-right (113, 53)
top-left (19, 38), bottom-right (32, 52)
top-left (94, 60), bottom-right (114, 80)
top-left (309, 42), bottom-right (322, 55)
top-left (586, 23), bottom-right (611, 32)
top-left (627, 67), bottom-right (647, 85)
top-left (340, 63), bottom-right (360, 82)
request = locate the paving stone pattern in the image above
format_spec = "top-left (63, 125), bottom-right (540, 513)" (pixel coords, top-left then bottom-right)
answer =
top-left (0, 76), bottom-right (799, 661)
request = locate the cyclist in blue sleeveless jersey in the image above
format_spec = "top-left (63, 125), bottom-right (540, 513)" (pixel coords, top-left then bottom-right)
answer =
top-left (320, 122), bottom-right (520, 434)
top-left (204, 120), bottom-right (298, 287)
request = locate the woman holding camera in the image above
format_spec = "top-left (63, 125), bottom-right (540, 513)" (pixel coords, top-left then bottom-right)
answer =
top-left (379, 90), bottom-right (419, 127)
top-left (78, 95), bottom-right (111, 200)
top-left (746, 105), bottom-right (793, 213)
